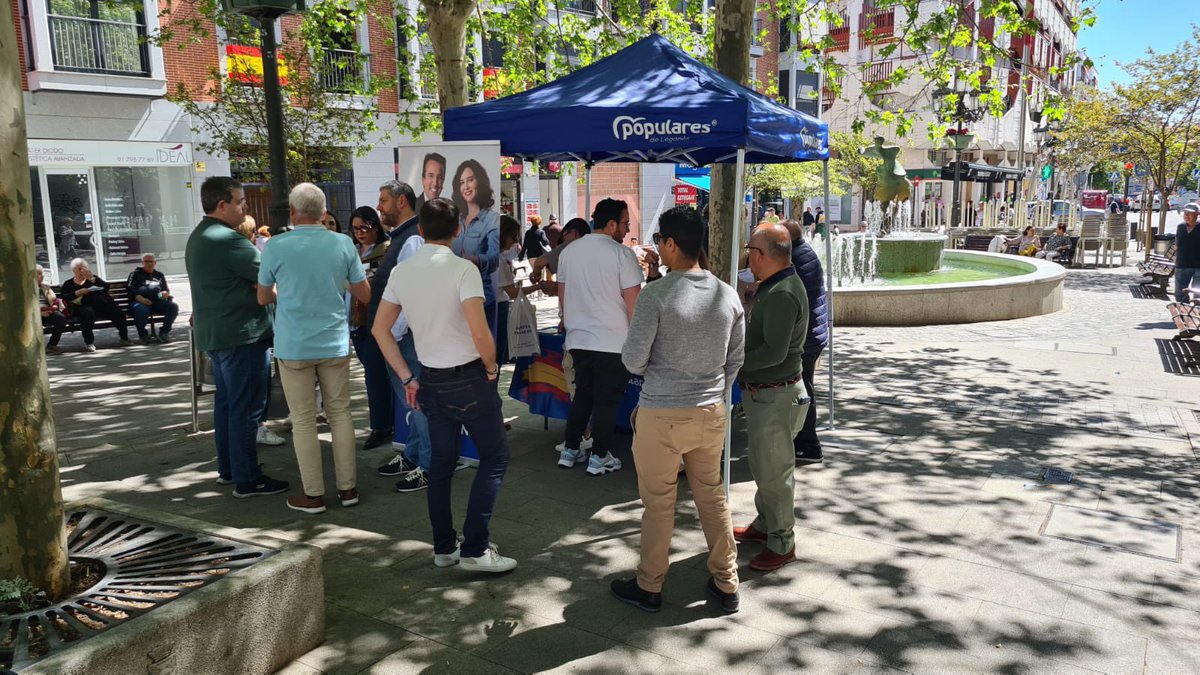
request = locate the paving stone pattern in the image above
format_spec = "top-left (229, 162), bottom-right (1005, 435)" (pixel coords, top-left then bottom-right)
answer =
top-left (48, 261), bottom-right (1200, 673)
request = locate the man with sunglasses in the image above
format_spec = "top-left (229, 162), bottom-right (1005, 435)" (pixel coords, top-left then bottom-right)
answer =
top-left (734, 223), bottom-right (809, 573)
top-left (610, 206), bottom-right (744, 614)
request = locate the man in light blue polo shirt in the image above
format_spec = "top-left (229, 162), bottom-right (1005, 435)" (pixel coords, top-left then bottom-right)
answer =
top-left (258, 183), bottom-right (371, 515)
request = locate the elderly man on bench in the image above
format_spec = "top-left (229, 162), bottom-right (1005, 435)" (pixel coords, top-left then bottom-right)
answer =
top-left (126, 253), bottom-right (179, 344)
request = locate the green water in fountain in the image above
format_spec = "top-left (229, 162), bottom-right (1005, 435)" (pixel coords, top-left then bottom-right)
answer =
top-left (876, 255), bottom-right (1033, 286)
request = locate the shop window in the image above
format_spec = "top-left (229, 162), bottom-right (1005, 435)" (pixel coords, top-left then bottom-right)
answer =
top-left (93, 167), bottom-right (194, 278)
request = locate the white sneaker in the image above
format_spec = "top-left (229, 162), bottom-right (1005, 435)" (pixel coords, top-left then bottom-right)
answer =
top-left (434, 544), bottom-right (460, 568)
top-left (555, 437), bottom-right (594, 453)
top-left (84, 344), bottom-right (97, 353)
top-left (558, 447), bottom-right (586, 468)
top-left (459, 544), bottom-right (517, 573)
top-left (256, 426), bottom-right (286, 446)
top-left (586, 452), bottom-right (622, 476)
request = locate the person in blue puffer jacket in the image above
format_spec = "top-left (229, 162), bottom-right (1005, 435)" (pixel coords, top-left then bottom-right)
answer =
top-left (782, 219), bottom-right (829, 463)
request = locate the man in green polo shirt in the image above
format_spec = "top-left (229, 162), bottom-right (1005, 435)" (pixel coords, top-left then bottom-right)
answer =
top-left (185, 176), bottom-right (288, 498)
top-left (733, 222), bottom-right (810, 572)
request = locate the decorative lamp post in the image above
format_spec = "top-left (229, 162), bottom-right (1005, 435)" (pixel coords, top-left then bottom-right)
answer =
top-left (933, 81), bottom-right (990, 228)
top-left (220, 0), bottom-right (305, 233)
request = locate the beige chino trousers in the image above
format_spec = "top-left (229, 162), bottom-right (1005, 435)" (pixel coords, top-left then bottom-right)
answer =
top-left (278, 356), bottom-right (356, 496)
top-left (632, 404), bottom-right (738, 594)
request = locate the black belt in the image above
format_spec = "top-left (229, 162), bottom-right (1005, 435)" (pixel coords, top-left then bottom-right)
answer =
top-left (423, 358), bottom-right (483, 376)
top-left (740, 376), bottom-right (801, 394)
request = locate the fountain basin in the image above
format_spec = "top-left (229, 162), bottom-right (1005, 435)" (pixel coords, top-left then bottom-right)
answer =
top-left (832, 250), bottom-right (1065, 326)
top-left (841, 233), bottom-right (948, 275)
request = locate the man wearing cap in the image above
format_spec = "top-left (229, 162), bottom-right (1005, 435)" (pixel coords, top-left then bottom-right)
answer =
top-left (734, 222), bottom-right (809, 573)
top-left (1176, 203), bottom-right (1200, 302)
top-left (545, 214), bottom-right (563, 249)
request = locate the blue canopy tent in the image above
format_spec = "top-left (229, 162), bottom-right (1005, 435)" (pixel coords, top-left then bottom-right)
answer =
top-left (444, 33), bottom-right (834, 494)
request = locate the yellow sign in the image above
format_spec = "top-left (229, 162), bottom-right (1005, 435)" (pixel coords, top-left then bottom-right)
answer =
top-left (194, 160), bottom-right (206, 172)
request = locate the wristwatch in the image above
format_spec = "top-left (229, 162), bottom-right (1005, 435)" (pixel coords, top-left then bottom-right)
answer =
top-left (400, 374), bottom-right (416, 386)
top-left (485, 366), bottom-right (500, 376)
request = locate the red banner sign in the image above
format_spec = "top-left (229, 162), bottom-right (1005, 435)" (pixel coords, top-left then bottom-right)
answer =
top-left (674, 184), bottom-right (698, 205)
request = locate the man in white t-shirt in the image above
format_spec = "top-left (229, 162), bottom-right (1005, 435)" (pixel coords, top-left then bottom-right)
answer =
top-left (557, 198), bottom-right (645, 475)
top-left (371, 198), bottom-right (516, 574)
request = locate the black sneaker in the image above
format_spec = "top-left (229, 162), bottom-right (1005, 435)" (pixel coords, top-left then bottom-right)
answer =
top-left (610, 577), bottom-right (662, 613)
top-left (707, 577), bottom-right (740, 614)
top-left (232, 475), bottom-right (290, 498)
top-left (362, 429), bottom-right (392, 450)
top-left (377, 454), bottom-right (416, 477)
top-left (394, 468), bottom-right (429, 493)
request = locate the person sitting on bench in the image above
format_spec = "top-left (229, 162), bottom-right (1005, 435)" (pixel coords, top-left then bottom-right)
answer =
top-left (36, 265), bottom-right (67, 354)
top-left (126, 253), bottom-right (179, 344)
top-left (1035, 223), bottom-right (1072, 262)
top-left (60, 258), bottom-right (132, 352)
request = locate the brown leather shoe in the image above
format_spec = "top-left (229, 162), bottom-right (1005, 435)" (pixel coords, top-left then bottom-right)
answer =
top-left (750, 547), bottom-right (796, 572)
top-left (286, 494), bottom-right (326, 514)
top-left (733, 524), bottom-right (768, 543)
top-left (338, 488), bottom-right (359, 507)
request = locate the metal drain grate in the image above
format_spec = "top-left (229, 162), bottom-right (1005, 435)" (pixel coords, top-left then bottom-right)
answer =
top-left (1, 509), bottom-right (274, 670)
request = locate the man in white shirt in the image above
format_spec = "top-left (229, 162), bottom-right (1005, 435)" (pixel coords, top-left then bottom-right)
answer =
top-left (556, 198), bottom-right (644, 475)
top-left (371, 198), bottom-right (516, 574)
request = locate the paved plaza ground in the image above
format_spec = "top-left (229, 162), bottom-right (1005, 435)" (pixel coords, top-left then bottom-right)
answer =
top-left (47, 254), bottom-right (1200, 673)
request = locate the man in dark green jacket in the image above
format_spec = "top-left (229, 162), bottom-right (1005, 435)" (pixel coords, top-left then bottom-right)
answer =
top-left (186, 177), bottom-right (288, 498)
top-left (733, 223), bottom-right (810, 572)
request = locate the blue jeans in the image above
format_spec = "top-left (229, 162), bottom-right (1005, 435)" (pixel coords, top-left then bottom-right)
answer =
top-left (418, 361), bottom-right (510, 558)
top-left (495, 301), bottom-right (510, 363)
top-left (1176, 267), bottom-right (1199, 303)
top-left (352, 327), bottom-right (395, 432)
top-left (387, 333), bottom-right (431, 472)
top-left (129, 299), bottom-right (179, 338)
top-left (208, 340), bottom-right (270, 487)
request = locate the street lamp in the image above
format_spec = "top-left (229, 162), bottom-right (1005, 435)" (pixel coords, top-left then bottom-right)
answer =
top-left (220, 0), bottom-right (305, 233)
top-left (933, 82), bottom-right (992, 228)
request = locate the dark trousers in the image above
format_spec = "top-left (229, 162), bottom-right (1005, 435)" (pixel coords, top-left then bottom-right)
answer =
top-left (495, 300), bottom-right (510, 363)
top-left (74, 296), bottom-right (128, 343)
top-left (419, 361), bottom-right (510, 558)
top-left (129, 299), bottom-right (179, 338)
top-left (793, 353), bottom-right (822, 454)
top-left (565, 349), bottom-right (629, 457)
top-left (42, 311), bottom-right (67, 347)
top-left (208, 340), bottom-right (270, 487)
top-left (351, 327), bottom-right (396, 432)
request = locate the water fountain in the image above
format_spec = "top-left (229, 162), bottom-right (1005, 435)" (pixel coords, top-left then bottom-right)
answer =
top-left (811, 137), bottom-right (1066, 325)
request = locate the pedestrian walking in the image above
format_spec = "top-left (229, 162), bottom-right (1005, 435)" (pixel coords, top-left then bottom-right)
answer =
top-left (372, 198), bottom-right (516, 573)
top-left (257, 183), bottom-right (371, 514)
top-left (186, 176), bottom-right (288, 497)
top-left (609, 206), bottom-right (744, 614)
top-left (1175, 203), bottom-right (1200, 302)
top-left (556, 198), bottom-right (644, 475)
top-left (734, 223), bottom-right (810, 572)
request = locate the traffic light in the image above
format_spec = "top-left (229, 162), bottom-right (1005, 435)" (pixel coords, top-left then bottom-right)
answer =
top-left (1124, 162), bottom-right (1134, 172)
top-left (1041, 165), bottom-right (1053, 180)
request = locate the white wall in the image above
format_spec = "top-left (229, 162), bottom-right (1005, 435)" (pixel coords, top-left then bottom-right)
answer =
top-left (640, 163), bottom-right (676, 237)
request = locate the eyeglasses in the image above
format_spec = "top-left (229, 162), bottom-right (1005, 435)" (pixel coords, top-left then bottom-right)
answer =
top-left (745, 245), bottom-right (766, 255)
top-left (352, 225), bottom-right (374, 233)
top-left (651, 232), bottom-right (665, 245)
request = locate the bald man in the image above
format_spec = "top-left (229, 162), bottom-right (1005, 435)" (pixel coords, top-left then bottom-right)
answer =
top-left (733, 223), bottom-right (810, 573)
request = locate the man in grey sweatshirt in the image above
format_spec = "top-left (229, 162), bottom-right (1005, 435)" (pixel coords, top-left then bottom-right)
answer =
top-left (609, 206), bottom-right (746, 615)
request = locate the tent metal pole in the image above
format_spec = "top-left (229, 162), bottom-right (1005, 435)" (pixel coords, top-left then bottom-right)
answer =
top-left (724, 148), bottom-right (746, 500)
top-left (585, 161), bottom-right (593, 219)
top-left (823, 159), bottom-right (835, 429)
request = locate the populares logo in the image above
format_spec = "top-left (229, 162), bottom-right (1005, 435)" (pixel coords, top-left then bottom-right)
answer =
top-left (612, 116), bottom-right (714, 142)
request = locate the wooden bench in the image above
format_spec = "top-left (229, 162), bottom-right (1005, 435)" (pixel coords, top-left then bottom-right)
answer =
top-left (961, 235), bottom-right (995, 252)
top-left (1136, 242), bottom-right (1176, 296)
top-left (46, 283), bottom-right (167, 338)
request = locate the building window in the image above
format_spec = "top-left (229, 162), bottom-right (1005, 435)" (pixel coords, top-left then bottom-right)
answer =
top-left (319, 12), bottom-right (369, 93)
top-left (559, 0), bottom-right (597, 15)
top-left (417, 20), bottom-right (437, 100)
top-left (46, 0), bottom-right (149, 75)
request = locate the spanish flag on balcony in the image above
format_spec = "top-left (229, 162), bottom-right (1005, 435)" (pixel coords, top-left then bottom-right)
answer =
top-left (226, 44), bottom-right (290, 86)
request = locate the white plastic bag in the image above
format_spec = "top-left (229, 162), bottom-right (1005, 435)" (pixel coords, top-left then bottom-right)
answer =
top-left (508, 287), bottom-right (540, 358)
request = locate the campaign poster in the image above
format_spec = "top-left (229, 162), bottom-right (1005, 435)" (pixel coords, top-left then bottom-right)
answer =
top-left (395, 141), bottom-right (502, 219)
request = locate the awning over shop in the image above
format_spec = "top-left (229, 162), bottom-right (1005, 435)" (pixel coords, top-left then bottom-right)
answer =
top-left (677, 175), bottom-right (710, 191)
top-left (941, 161), bottom-right (1024, 183)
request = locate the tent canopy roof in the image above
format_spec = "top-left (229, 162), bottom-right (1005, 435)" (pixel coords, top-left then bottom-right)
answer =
top-left (443, 34), bottom-right (828, 166)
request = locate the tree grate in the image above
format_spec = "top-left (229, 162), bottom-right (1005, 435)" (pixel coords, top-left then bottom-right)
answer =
top-left (0, 509), bottom-right (274, 671)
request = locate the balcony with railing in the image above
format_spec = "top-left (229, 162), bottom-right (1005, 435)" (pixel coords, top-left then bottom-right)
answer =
top-left (320, 47), bottom-right (369, 93)
top-left (48, 13), bottom-right (149, 75)
top-left (857, 5), bottom-right (896, 48)
top-left (559, 0), bottom-right (596, 15)
top-left (863, 59), bottom-right (894, 86)
top-left (827, 11), bottom-right (850, 52)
